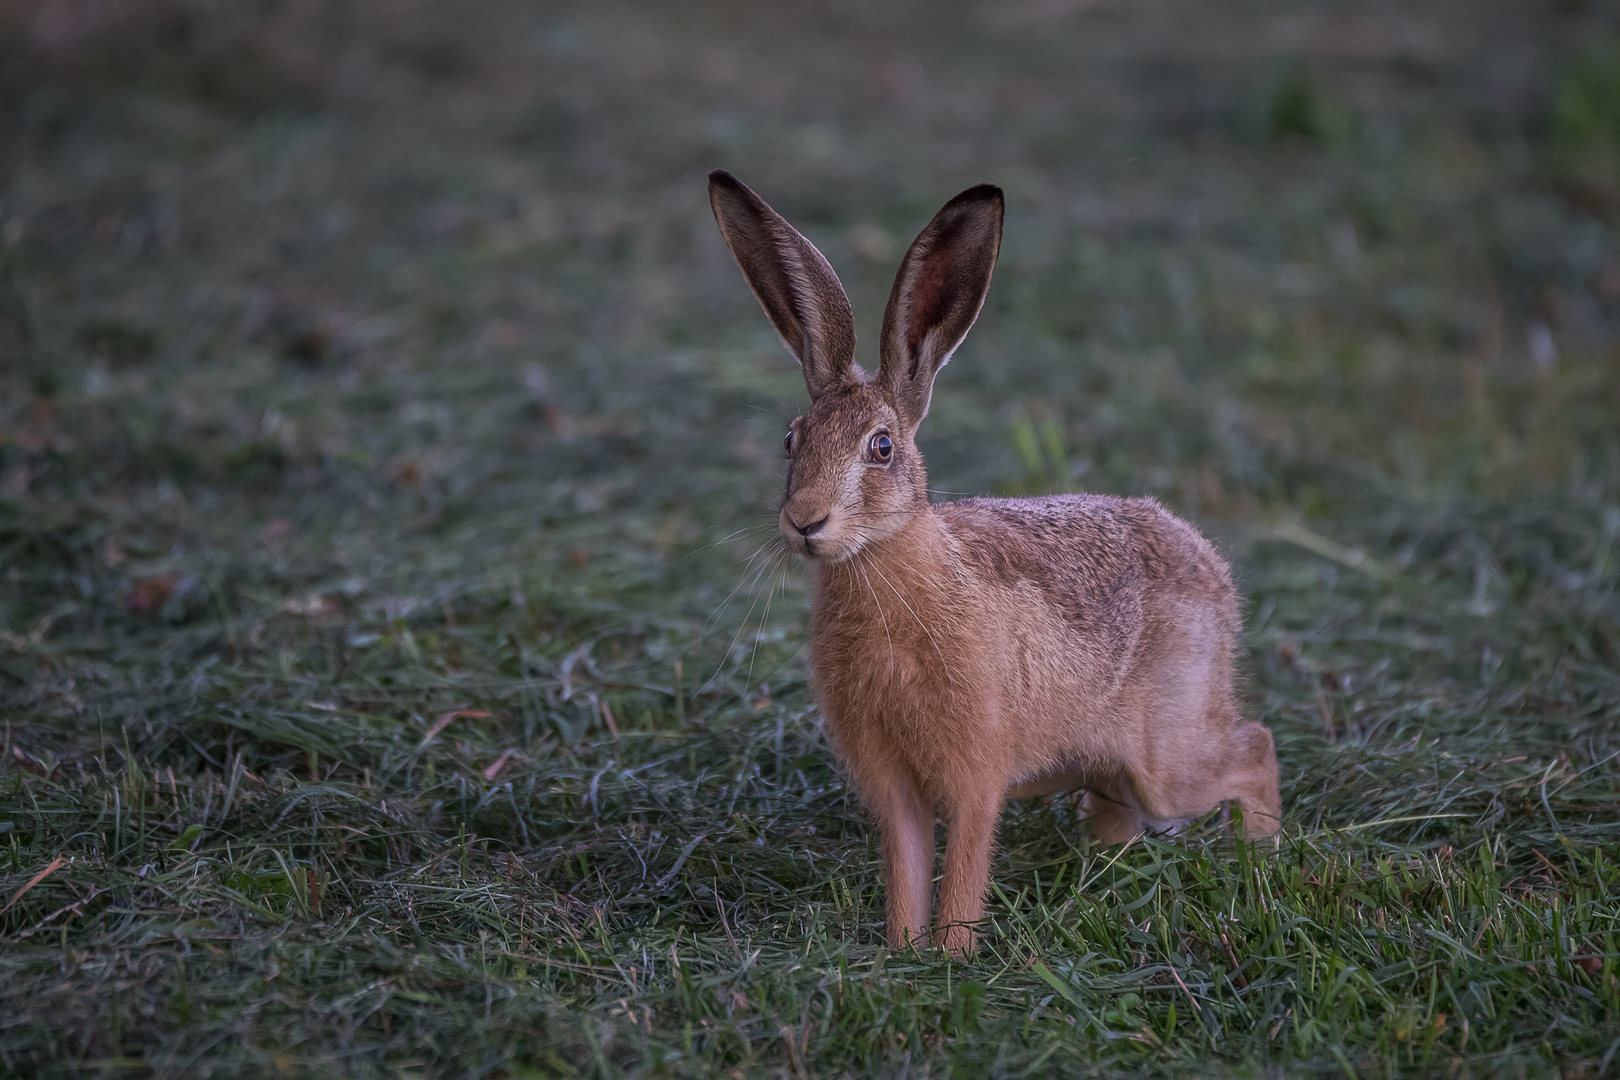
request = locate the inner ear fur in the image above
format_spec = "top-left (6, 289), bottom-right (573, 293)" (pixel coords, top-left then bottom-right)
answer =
top-left (877, 184), bottom-right (1004, 427)
top-left (708, 170), bottom-right (858, 399)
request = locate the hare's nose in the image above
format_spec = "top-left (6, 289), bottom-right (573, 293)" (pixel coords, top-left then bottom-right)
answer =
top-left (791, 514), bottom-right (828, 538)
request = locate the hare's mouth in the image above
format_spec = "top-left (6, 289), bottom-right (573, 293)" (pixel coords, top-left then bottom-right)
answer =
top-left (792, 537), bottom-right (864, 564)
top-left (778, 507), bottom-right (865, 563)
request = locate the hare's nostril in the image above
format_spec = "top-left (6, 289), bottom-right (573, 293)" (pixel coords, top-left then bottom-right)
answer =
top-left (793, 514), bottom-right (829, 538)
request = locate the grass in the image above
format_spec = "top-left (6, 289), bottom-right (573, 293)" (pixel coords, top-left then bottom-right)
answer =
top-left (2, 0), bottom-right (1619, 1075)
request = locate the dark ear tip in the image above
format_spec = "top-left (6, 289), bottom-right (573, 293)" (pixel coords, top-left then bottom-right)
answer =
top-left (952, 183), bottom-right (1004, 208)
top-left (708, 169), bottom-right (743, 191)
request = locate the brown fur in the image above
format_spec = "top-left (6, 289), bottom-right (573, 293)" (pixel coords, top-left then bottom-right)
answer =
top-left (708, 170), bottom-right (1282, 956)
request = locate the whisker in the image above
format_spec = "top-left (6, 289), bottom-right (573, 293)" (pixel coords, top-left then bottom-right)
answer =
top-left (744, 555), bottom-right (788, 695)
top-left (700, 536), bottom-right (781, 637)
top-left (706, 521), bottom-right (780, 543)
top-left (862, 552), bottom-right (948, 668)
top-left (853, 550), bottom-right (896, 673)
top-left (698, 538), bottom-right (785, 690)
top-left (680, 522), bottom-right (780, 562)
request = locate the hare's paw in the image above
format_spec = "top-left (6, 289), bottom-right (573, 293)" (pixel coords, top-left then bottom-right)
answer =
top-left (932, 920), bottom-right (979, 959)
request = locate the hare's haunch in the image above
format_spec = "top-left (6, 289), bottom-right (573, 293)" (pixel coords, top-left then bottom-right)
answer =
top-left (708, 170), bottom-right (1281, 956)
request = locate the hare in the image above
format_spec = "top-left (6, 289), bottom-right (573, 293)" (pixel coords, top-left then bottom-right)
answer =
top-left (707, 170), bottom-right (1281, 956)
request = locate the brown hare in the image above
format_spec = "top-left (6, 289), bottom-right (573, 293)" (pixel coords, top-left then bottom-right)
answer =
top-left (707, 170), bottom-right (1281, 957)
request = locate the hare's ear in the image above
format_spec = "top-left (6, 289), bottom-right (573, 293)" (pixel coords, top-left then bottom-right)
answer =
top-left (877, 184), bottom-right (1003, 427)
top-left (708, 170), bottom-right (857, 399)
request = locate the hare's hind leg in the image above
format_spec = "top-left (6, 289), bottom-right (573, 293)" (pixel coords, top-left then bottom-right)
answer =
top-left (1007, 765), bottom-right (1147, 846)
top-left (1129, 604), bottom-right (1280, 835)
top-left (1007, 760), bottom-right (1089, 799)
top-left (1225, 722), bottom-right (1281, 836)
top-left (1080, 778), bottom-right (1146, 845)
top-left (1126, 718), bottom-right (1281, 837)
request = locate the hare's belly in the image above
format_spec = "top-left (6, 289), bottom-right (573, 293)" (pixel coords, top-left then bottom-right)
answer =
top-left (1000, 656), bottom-right (1127, 773)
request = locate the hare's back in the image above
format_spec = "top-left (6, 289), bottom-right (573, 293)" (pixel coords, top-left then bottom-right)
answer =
top-left (937, 493), bottom-right (1235, 620)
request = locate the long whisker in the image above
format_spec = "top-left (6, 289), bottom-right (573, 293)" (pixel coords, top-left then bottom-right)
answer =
top-left (681, 521), bottom-right (779, 562)
top-left (701, 535), bottom-right (781, 638)
top-left (699, 539), bottom-right (785, 691)
top-left (852, 550), bottom-right (896, 674)
top-left (860, 545), bottom-right (948, 668)
top-left (744, 554), bottom-right (788, 695)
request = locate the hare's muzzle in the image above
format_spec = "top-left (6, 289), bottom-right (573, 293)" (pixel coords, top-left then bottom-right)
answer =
top-left (779, 505), bottom-right (831, 558)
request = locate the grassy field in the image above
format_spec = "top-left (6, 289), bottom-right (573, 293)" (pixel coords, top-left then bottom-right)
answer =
top-left (3, 0), bottom-right (1620, 1075)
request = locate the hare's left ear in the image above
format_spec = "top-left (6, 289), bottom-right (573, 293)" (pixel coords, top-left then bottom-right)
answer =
top-left (708, 170), bottom-right (858, 400)
top-left (877, 184), bottom-right (1003, 427)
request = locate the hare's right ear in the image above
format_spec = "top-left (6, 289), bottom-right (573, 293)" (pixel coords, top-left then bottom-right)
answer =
top-left (708, 170), bottom-right (858, 399)
top-left (877, 184), bottom-right (1003, 428)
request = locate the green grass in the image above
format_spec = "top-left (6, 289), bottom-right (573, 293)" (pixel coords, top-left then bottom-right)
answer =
top-left (2, 0), bottom-right (1619, 1075)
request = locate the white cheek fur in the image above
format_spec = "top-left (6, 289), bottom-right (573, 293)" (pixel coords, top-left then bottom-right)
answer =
top-left (839, 455), bottom-right (866, 507)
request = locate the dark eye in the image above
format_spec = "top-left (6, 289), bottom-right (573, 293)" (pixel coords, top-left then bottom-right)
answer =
top-left (868, 432), bottom-right (892, 463)
top-left (784, 430), bottom-right (794, 456)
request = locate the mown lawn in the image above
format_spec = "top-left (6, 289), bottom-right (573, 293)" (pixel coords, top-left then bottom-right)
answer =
top-left (2, 1), bottom-right (1619, 1076)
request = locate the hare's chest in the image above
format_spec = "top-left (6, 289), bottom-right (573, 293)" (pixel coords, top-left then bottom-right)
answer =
top-left (808, 606), bottom-right (987, 770)
top-left (808, 622), bottom-right (931, 718)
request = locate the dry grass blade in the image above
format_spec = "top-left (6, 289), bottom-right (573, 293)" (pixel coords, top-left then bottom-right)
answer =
top-left (0, 857), bottom-right (68, 917)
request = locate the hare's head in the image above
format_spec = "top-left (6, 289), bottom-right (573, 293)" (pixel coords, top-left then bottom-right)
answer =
top-left (708, 171), bottom-right (1003, 563)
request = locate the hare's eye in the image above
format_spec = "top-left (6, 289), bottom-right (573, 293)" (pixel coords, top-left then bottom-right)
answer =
top-left (784, 430), bottom-right (794, 456)
top-left (868, 432), bottom-right (893, 463)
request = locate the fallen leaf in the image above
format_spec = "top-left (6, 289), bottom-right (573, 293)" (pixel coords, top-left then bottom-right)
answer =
top-left (279, 593), bottom-right (338, 618)
top-left (10, 746), bottom-right (46, 776)
top-left (483, 749), bottom-right (518, 781)
top-left (393, 460), bottom-right (422, 487)
top-left (124, 573), bottom-right (179, 614)
top-left (420, 708), bottom-right (493, 745)
top-left (543, 404), bottom-right (575, 441)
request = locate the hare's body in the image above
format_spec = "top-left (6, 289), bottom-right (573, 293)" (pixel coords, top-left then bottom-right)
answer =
top-left (708, 171), bottom-right (1280, 955)
top-left (817, 493), bottom-right (1261, 816)
top-left (811, 491), bottom-right (1278, 949)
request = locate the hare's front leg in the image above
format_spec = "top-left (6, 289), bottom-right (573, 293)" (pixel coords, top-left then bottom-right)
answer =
top-left (934, 781), bottom-right (1003, 957)
top-left (871, 770), bottom-right (934, 949)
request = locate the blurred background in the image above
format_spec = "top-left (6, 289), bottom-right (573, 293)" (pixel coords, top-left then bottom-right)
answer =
top-left (3, 1), bottom-right (1618, 636)
top-left (3, 0), bottom-right (1620, 1071)
top-left (3, 0), bottom-right (1620, 803)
